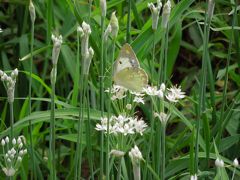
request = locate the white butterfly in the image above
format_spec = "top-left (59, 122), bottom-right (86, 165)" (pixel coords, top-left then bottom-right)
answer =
top-left (113, 43), bottom-right (148, 92)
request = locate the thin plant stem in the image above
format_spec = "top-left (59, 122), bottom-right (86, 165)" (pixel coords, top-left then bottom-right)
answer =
top-left (9, 102), bottom-right (14, 140)
top-left (86, 83), bottom-right (94, 179)
top-left (126, 0), bottom-right (131, 43)
top-left (100, 14), bottom-right (105, 180)
top-left (29, 16), bottom-right (36, 180)
top-left (106, 39), bottom-right (116, 180)
top-left (161, 123), bottom-right (166, 180)
top-left (163, 25), bottom-right (169, 82)
top-left (216, 1), bottom-right (236, 146)
top-left (158, 28), bottom-right (166, 85)
top-left (117, 157), bottom-right (122, 180)
top-left (78, 75), bottom-right (88, 179)
top-left (231, 167), bottom-right (236, 180)
top-left (50, 66), bottom-right (56, 180)
top-left (194, 9), bottom-right (209, 174)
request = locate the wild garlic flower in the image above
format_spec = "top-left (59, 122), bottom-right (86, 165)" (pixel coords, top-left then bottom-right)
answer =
top-left (110, 149), bottom-right (125, 157)
top-left (215, 158), bottom-right (224, 168)
top-left (233, 158), bottom-right (239, 167)
top-left (0, 69), bottom-right (18, 103)
top-left (129, 145), bottom-right (143, 165)
top-left (143, 86), bottom-right (164, 98)
top-left (95, 115), bottom-right (147, 136)
top-left (165, 85), bottom-right (185, 103)
top-left (100, 0), bottom-right (107, 17)
top-left (154, 112), bottom-right (169, 125)
top-left (78, 21), bottom-right (94, 75)
top-left (51, 34), bottom-right (62, 66)
top-left (110, 11), bottom-right (119, 38)
top-left (133, 96), bottom-right (145, 104)
top-left (161, 0), bottom-right (171, 28)
top-left (1, 136), bottom-right (27, 177)
top-left (29, 0), bottom-right (36, 23)
top-left (190, 174), bottom-right (197, 180)
top-left (105, 85), bottom-right (127, 100)
top-left (148, 0), bottom-right (162, 30)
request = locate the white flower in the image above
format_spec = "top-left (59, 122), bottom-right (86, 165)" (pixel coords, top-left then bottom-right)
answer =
top-left (51, 34), bottom-right (63, 65)
top-left (233, 158), bottom-right (239, 167)
top-left (106, 85), bottom-right (127, 100)
top-left (160, 83), bottom-right (166, 92)
top-left (143, 86), bottom-right (158, 96)
top-left (154, 112), bottom-right (169, 125)
top-left (190, 174), bottom-right (197, 180)
top-left (2, 167), bottom-right (16, 177)
top-left (95, 115), bottom-right (147, 136)
top-left (133, 96), bottom-right (144, 104)
top-left (129, 145), bottom-right (143, 165)
top-left (166, 85), bottom-right (185, 102)
top-left (0, 27), bottom-right (3, 33)
top-left (215, 158), bottom-right (224, 167)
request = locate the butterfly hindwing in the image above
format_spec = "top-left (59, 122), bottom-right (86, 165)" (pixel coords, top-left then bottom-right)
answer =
top-left (113, 67), bottom-right (148, 92)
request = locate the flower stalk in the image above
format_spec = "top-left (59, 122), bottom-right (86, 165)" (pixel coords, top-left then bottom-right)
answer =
top-left (28, 0), bottom-right (36, 178)
top-left (49, 34), bottom-right (62, 180)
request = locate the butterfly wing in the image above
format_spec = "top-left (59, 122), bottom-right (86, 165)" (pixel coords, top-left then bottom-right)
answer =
top-left (113, 67), bottom-right (148, 92)
top-left (113, 43), bottom-right (140, 75)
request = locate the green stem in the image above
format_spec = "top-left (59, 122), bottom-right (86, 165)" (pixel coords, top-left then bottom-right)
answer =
top-left (126, 0), bottom-right (131, 43)
top-left (50, 67), bottom-right (56, 180)
top-left (29, 18), bottom-right (36, 180)
top-left (194, 11), bottom-right (209, 174)
top-left (158, 28), bottom-right (166, 85)
top-left (86, 81), bottom-right (94, 179)
top-left (9, 102), bottom-right (14, 140)
top-left (117, 157), bottom-right (122, 180)
top-left (161, 123), bottom-right (166, 180)
top-left (231, 167), bottom-right (236, 180)
top-left (78, 75), bottom-right (88, 179)
top-left (100, 14), bottom-right (105, 180)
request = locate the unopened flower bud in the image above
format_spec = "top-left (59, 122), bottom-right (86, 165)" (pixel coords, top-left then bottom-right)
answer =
top-left (233, 158), bottom-right (239, 167)
top-left (0, 70), bottom-right (3, 76)
top-left (215, 158), bottom-right (224, 167)
top-left (110, 12), bottom-right (119, 38)
top-left (17, 156), bottom-right (22, 162)
top-left (148, 1), bottom-right (162, 30)
top-left (12, 138), bottom-right (16, 145)
top-left (5, 137), bottom-right (9, 143)
top-left (51, 34), bottom-right (62, 65)
top-left (126, 104), bottom-right (132, 110)
top-left (29, 0), bottom-right (36, 23)
top-left (110, 149), bottom-right (125, 157)
top-left (161, 0), bottom-right (171, 28)
top-left (17, 137), bottom-right (21, 144)
top-left (100, 0), bottom-right (107, 17)
top-left (104, 24), bottom-right (112, 42)
top-left (207, 0), bottom-right (215, 21)
top-left (129, 145), bottom-right (142, 165)
top-left (1, 139), bottom-right (5, 146)
top-left (190, 174), bottom-right (198, 180)
top-left (19, 143), bottom-right (23, 149)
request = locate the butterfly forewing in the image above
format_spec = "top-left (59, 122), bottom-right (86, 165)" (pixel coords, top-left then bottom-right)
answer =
top-left (113, 43), bottom-right (140, 75)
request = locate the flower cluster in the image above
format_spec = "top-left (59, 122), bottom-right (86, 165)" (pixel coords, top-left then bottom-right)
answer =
top-left (161, 0), bottom-right (171, 28)
top-left (144, 84), bottom-right (185, 103)
top-left (129, 145), bottom-right (143, 165)
top-left (95, 115), bottom-right (147, 136)
top-left (1, 136), bottom-right (27, 177)
top-left (105, 85), bottom-right (127, 100)
top-left (0, 69), bottom-right (18, 103)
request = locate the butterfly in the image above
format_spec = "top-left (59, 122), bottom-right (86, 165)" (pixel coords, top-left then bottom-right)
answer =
top-left (113, 43), bottom-right (148, 92)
